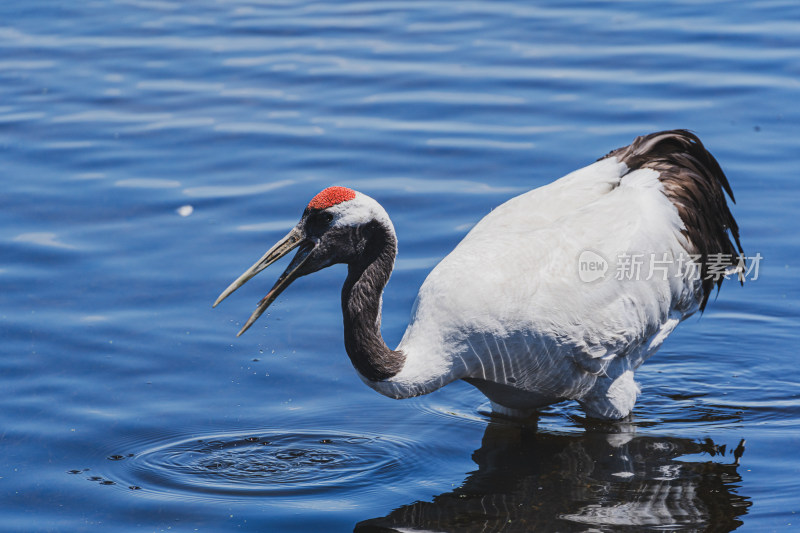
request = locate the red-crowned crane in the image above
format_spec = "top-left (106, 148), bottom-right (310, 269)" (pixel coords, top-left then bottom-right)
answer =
top-left (214, 130), bottom-right (743, 419)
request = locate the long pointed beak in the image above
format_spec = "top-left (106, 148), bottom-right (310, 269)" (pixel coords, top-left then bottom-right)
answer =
top-left (213, 226), bottom-right (313, 336)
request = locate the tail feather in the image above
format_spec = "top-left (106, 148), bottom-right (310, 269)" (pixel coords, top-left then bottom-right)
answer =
top-left (602, 130), bottom-right (744, 310)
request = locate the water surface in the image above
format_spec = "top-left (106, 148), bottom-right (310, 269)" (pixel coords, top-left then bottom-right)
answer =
top-left (1, 1), bottom-right (799, 531)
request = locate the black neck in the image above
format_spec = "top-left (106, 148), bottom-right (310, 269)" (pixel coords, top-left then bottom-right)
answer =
top-left (341, 222), bottom-right (405, 381)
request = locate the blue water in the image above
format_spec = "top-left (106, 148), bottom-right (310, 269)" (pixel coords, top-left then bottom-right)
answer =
top-left (1, 1), bottom-right (799, 531)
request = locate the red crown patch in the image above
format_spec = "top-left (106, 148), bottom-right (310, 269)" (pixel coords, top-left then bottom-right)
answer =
top-left (307, 186), bottom-right (356, 210)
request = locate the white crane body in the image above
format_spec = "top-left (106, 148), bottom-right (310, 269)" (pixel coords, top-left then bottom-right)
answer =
top-left (215, 131), bottom-right (743, 420)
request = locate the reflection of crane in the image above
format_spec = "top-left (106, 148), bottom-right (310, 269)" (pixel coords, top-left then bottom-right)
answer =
top-left (355, 423), bottom-right (749, 531)
top-left (215, 130), bottom-right (743, 419)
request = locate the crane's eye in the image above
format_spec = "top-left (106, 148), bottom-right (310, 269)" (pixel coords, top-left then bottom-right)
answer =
top-left (307, 210), bottom-right (334, 232)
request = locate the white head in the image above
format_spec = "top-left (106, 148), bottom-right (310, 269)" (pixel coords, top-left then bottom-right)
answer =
top-left (311, 187), bottom-right (394, 237)
top-left (214, 187), bottom-right (395, 335)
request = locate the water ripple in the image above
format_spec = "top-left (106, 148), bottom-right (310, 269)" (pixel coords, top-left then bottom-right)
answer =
top-left (214, 122), bottom-right (324, 137)
top-left (182, 180), bottom-right (295, 199)
top-left (13, 232), bottom-right (76, 250)
top-left (312, 115), bottom-right (563, 136)
top-left (103, 429), bottom-right (418, 501)
top-left (114, 178), bottom-right (181, 189)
